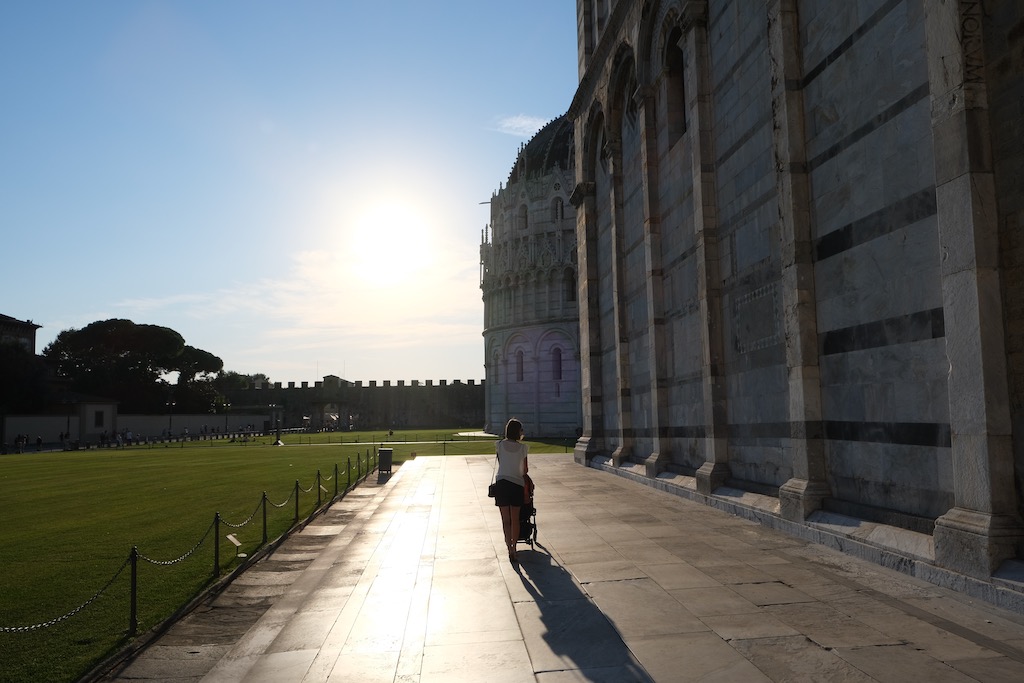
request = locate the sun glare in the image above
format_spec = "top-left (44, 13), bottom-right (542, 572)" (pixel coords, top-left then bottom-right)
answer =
top-left (348, 201), bottom-right (434, 284)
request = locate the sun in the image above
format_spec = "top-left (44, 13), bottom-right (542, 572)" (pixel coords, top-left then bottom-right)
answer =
top-left (348, 201), bottom-right (434, 284)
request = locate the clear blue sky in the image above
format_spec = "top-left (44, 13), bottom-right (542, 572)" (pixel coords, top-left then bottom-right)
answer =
top-left (1, 1), bottom-right (578, 384)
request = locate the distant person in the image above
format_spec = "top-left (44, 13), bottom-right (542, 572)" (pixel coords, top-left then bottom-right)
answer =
top-left (36, 436), bottom-right (42, 452)
top-left (493, 417), bottom-right (529, 565)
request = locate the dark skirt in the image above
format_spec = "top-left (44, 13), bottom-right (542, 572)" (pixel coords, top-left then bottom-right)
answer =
top-left (493, 478), bottom-right (525, 507)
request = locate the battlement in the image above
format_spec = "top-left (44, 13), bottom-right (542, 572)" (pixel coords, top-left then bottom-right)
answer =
top-left (221, 375), bottom-right (486, 431)
top-left (240, 377), bottom-right (484, 390)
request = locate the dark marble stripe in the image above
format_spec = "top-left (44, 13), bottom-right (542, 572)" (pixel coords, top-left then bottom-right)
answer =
top-left (808, 82), bottom-right (929, 172)
top-left (801, 0), bottom-right (905, 88)
top-left (820, 308), bottom-right (944, 355)
top-left (815, 188), bottom-right (937, 261)
top-left (825, 420), bottom-right (951, 448)
top-left (599, 419), bottom-right (949, 448)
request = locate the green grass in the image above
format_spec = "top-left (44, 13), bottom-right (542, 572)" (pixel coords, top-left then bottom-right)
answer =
top-left (0, 428), bottom-right (575, 682)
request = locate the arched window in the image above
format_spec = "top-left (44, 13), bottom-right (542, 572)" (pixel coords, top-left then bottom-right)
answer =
top-left (552, 347), bottom-right (563, 381)
top-left (665, 27), bottom-right (687, 145)
top-left (551, 197), bottom-right (565, 222)
top-left (516, 350), bottom-right (524, 382)
top-left (519, 204), bottom-right (529, 231)
top-left (564, 268), bottom-right (577, 303)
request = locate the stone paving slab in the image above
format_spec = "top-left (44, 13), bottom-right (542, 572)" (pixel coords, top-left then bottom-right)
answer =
top-left (93, 453), bottom-right (1024, 682)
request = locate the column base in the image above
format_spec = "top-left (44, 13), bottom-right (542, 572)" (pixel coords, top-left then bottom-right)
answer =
top-left (779, 478), bottom-right (831, 522)
top-left (611, 445), bottom-right (630, 468)
top-left (573, 436), bottom-right (599, 465)
top-left (934, 507), bottom-right (1024, 578)
top-left (642, 451), bottom-right (669, 478)
top-left (696, 462), bottom-right (730, 495)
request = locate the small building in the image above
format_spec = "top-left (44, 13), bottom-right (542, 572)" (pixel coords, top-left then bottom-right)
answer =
top-left (0, 313), bottom-right (41, 354)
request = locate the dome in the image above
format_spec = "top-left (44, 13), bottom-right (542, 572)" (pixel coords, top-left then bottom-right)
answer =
top-left (507, 114), bottom-right (574, 185)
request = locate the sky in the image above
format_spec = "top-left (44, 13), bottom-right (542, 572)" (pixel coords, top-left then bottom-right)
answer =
top-left (1, 1), bottom-right (579, 385)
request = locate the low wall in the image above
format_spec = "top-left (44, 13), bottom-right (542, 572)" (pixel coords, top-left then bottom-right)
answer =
top-left (3, 413), bottom-right (270, 449)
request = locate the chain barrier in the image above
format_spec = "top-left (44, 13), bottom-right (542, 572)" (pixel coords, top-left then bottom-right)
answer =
top-left (268, 490), bottom-right (294, 508)
top-left (221, 499), bottom-right (263, 529)
top-left (138, 519), bottom-right (215, 566)
top-left (0, 554), bottom-right (131, 633)
top-left (1, 458), bottom-right (375, 633)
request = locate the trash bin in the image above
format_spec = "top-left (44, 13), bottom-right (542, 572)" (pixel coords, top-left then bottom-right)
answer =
top-left (378, 447), bottom-right (393, 475)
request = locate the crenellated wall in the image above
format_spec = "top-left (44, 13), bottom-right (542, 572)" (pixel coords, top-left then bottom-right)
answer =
top-left (223, 375), bottom-right (485, 431)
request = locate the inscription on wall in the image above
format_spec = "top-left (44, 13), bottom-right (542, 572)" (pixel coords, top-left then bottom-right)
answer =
top-left (733, 283), bottom-right (780, 353)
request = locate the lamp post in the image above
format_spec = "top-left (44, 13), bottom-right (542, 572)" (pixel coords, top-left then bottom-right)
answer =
top-left (223, 402), bottom-right (231, 434)
top-left (270, 403), bottom-right (282, 446)
top-left (165, 400), bottom-right (176, 437)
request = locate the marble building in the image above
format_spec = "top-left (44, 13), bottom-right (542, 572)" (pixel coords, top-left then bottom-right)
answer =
top-left (569, 0), bottom-right (1024, 587)
top-left (480, 115), bottom-right (583, 438)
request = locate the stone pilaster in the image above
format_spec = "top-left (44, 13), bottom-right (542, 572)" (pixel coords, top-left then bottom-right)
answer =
top-left (767, 0), bottom-right (832, 521)
top-left (571, 180), bottom-right (602, 465)
top-left (685, 13), bottom-right (730, 495)
top-left (924, 0), bottom-right (1024, 577)
top-left (634, 83), bottom-right (671, 478)
top-left (604, 137), bottom-right (634, 467)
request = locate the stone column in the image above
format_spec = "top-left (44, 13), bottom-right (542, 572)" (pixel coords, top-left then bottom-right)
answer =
top-left (605, 137), bottom-right (635, 467)
top-left (767, 0), bottom-right (832, 521)
top-left (925, 0), bottom-right (1024, 577)
top-left (686, 12), bottom-right (730, 495)
top-left (571, 180), bottom-right (604, 464)
top-left (634, 83), bottom-right (671, 477)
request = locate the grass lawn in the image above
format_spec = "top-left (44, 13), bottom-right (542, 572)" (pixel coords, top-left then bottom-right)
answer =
top-left (0, 428), bottom-right (574, 682)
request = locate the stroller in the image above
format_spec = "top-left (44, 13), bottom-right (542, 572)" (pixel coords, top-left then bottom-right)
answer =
top-left (517, 474), bottom-right (537, 548)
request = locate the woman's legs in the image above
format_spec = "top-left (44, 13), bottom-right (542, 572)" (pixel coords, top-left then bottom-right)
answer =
top-left (499, 505), bottom-right (522, 560)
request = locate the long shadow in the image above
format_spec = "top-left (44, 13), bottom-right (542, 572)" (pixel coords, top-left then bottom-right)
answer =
top-left (511, 541), bottom-right (654, 682)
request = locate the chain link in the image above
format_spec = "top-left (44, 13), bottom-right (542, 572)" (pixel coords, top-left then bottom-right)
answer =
top-left (298, 480), bottom-right (316, 494)
top-left (138, 520), bottom-right (214, 566)
top-left (268, 490), bottom-right (294, 508)
top-left (0, 554), bottom-right (131, 633)
top-left (221, 499), bottom-right (263, 529)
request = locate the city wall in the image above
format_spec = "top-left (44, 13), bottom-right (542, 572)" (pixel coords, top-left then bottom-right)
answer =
top-left (223, 376), bottom-right (485, 431)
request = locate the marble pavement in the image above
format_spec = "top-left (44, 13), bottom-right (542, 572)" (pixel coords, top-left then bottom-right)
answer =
top-left (93, 453), bottom-right (1024, 682)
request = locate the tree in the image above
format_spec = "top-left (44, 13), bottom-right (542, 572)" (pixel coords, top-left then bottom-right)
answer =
top-left (42, 319), bottom-right (224, 413)
top-left (175, 345), bottom-right (224, 385)
top-left (0, 342), bottom-right (53, 414)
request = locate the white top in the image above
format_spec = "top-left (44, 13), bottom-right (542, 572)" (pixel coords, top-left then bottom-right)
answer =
top-left (495, 439), bottom-right (528, 486)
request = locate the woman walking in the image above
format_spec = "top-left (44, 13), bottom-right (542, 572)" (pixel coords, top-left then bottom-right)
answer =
top-left (494, 418), bottom-right (529, 564)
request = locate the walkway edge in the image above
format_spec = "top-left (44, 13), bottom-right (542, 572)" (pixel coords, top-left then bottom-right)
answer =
top-left (588, 457), bottom-right (1024, 615)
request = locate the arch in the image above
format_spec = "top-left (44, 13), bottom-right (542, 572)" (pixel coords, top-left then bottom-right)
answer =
top-left (607, 44), bottom-right (639, 138)
top-left (663, 24), bottom-right (687, 144)
top-left (536, 327), bottom-right (580, 358)
top-left (582, 105), bottom-right (607, 184)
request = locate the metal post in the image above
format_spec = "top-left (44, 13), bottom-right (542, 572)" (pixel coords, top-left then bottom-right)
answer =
top-left (214, 513), bottom-right (220, 579)
top-left (262, 492), bottom-right (268, 545)
top-left (317, 470), bottom-right (322, 508)
top-left (129, 546), bottom-right (138, 636)
top-left (347, 457), bottom-right (352, 491)
top-left (334, 463), bottom-right (339, 498)
top-left (294, 480), bottom-right (300, 524)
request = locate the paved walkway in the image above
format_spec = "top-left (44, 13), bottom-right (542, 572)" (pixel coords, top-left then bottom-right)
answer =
top-left (95, 454), bottom-right (1024, 682)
